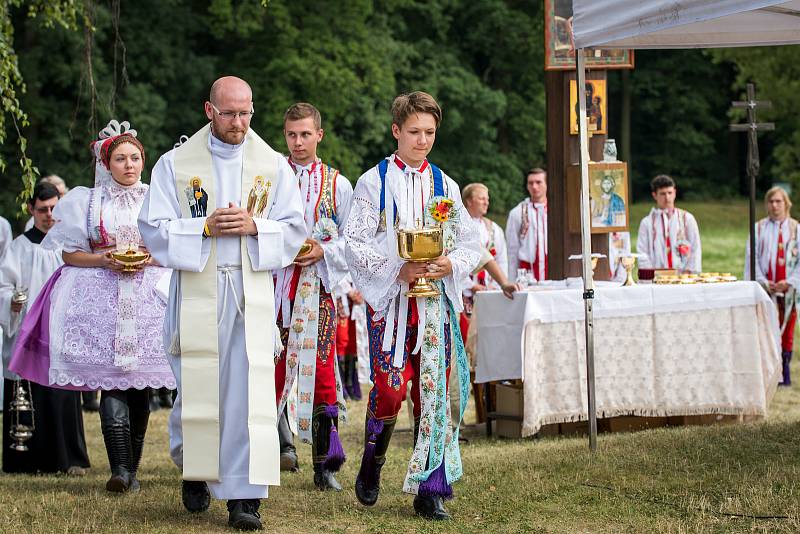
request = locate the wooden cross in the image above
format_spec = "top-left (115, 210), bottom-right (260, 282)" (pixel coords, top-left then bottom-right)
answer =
top-left (730, 83), bottom-right (774, 281)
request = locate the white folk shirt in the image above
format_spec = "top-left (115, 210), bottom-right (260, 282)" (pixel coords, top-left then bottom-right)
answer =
top-left (505, 198), bottom-right (547, 282)
top-left (274, 158), bottom-right (353, 326)
top-left (344, 154), bottom-right (481, 362)
top-left (138, 132), bottom-right (305, 500)
top-left (745, 217), bottom-right (800, 288)
top-left (463, 216), bottom-right (507, 295)
top-left (637, 207), bottom-right (702, 273)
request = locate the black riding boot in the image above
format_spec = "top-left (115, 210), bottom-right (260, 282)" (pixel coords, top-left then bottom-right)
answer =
top-left (99, 390), bottom-right (132, 493)
top-left (278, 407), bottom-right (298, 472)
top-left (355, 414), bottom-right (396, 506)
top-left (128, 388), bottom-right (150, 492)
top-left (312, 405), bottom-right (345, 491)
top-left (780, 350), bottom-right (793, 386)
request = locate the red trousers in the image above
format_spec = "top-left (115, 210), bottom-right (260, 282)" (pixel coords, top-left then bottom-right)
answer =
top-left (336, 314), bottom-right (357, 359)
top-left (366, 305), bottom-right (452, 420)
top-left (274, 289), bottom-right (338, 407)
top-left (778, 298), bottom-right (797, 352)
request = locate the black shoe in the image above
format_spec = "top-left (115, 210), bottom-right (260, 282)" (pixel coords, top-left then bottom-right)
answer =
top-left (182, 480), bottom-right (210, 513)
top-left (280, 451), bottom-right (299, 472)
top-left (313, 467), bottom-right (343, 492)
top-left (413, 494), bottom-right (451, 520)
top-left (227, 499), bottom-right (262, 531)
top-left (355, 462), bottom-right (383, 506)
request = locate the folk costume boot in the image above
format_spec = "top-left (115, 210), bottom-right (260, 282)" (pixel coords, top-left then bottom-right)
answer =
top-left (127, 389), bottom-right (151, 493)
top-left (347, 356), bottom-right (362, 400)
top-left (278, 407), bottom-right (299, 472)
top-left (227, 499), bottom-right (262, 531)
top-left (82, 391), bottom-right (100, 412)
top-left (355, 414), bottom-right (396, 506)
top-left (312, 405), bottom-right (346, 491)
top-left (338, 359), bottom-right (350, 400)
top-left (411, 417), bottom-right (452, 520)
top-left (148, 387), bottom-right (161, 412)
top-left (780, 350), bottom-right (793, 386)
top-left (99, 391), bottom-right (133, 493)
top-left (158, 387), bottom-right (174, 408)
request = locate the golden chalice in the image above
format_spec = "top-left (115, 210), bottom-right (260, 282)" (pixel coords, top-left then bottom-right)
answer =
top-left (620, 255), bottom-right (637, 286)
top-left (397, 226), bottom-right (443, 298)
top-left (110, 246), bottom-right (150, 272)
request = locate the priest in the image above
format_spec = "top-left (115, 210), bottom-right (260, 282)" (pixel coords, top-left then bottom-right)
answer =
top-left (138, 76), bottom-right (305, 531)
top-left (0, 182), bottom-right (90, 474)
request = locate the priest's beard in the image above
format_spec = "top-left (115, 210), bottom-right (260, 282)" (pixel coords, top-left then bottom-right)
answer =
top-left (211, 121), bottom-right (247, 145)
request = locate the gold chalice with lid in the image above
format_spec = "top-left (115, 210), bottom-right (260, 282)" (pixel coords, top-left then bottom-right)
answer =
top-left (397, 226), bottom-right (443, 298)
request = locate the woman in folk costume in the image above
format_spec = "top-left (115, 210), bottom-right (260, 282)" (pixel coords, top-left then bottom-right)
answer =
top-left (10, 120), bottom-right (175, 493)
top-left (345, 92), bottom-right (482, 521)
top-left (745, 186), bottom-right (800, 386)
top-left (636, 174), bottom-right (702, 273)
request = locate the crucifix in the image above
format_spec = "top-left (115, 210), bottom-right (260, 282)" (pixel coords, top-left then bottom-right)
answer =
top-left (730, 83), bottom-right (774, 281)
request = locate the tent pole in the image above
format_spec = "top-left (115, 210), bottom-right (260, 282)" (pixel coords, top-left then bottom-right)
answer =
top-left (576, 50), bottom-right (597, 452)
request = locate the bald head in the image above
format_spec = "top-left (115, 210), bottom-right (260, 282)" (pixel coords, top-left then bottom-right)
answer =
top-left (205, 76), bottom-right (254, 145)
top-left (209, 76), bottom-right (252, 105)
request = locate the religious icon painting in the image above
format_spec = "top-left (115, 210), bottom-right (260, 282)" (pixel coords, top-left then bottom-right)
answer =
top-left (567, 162), bottom-right (629, 234)
top-left (569, 79), bottom-right (607, 135)
top-left (246, 175), bottom-right (272, 218)
top-left (544, 0), bottom-right (634, 71)
top-left (184, 177), bottom-right (209, 218)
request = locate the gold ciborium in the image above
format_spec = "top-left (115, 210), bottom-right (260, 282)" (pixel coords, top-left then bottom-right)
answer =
top-left (397, 226), bottom-right (443, 298)
top-left (110, 246), bottom-right (150, 272)
top-left (620, 255), bottom-right (637, 286)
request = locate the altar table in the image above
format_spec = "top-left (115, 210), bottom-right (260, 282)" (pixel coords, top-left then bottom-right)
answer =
top-left (471, 281), bottom-right (781, 438)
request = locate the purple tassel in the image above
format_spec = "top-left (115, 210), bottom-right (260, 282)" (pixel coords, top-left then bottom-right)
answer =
top-left (323, 405), bottom-right (346, 471)
top-left (356, 418), bottom-right (384, 486)
top-left (418, 462), bottom-right (453, 500)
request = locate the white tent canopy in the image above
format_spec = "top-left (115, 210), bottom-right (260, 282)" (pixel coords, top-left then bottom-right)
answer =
top-left (573, 0), bottom-right (800, 49)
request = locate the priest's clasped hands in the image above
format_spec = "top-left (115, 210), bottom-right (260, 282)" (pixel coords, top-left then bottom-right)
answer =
top-left (398, 256), bottom-right (453, 284)
top-left (205, 202), bottom-right (257, 237)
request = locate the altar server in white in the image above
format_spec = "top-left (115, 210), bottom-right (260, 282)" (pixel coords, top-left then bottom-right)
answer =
top-left (505, 168), bottom-right (548, 282)
top-left (138, 76), bottom-right (305, 531)
top-left (745, 186), bottom-right (800, 386)
top-left (637, 174), bottom-right (702, 273)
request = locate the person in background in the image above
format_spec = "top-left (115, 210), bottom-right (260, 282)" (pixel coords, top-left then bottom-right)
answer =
top-left (506, 168), bottom-right (548, 283)
top-left (745, 186), bottom-right (800, 386)
top-left (636, 174), bottom-right (701, 273)
top-left (0, 182), bottom-right (90, 475)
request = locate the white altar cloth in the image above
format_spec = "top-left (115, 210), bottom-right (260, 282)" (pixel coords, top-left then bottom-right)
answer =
top-left (472, 281), bottom-right (781, 437)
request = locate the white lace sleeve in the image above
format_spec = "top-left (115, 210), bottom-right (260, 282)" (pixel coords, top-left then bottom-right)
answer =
top-left (42, 187), bottom-right (92, 253)
top-left (344, 170), bottom-right (402, 313)
top-left (318, 173), bottom-right (354, 292)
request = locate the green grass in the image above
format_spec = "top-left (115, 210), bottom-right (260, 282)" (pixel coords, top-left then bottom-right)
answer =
top-left (2, 199), bottom-right (798, 533)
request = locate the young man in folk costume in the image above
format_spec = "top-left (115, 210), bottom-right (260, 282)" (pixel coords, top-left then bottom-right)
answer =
top-left (505, 168), bottom-right (548, 283)
top-left (344, 91), bottom-right (481, 520)
top-left (636, 174), bottom-right (702, 274)
top-left (138, 77), bottom-right (306, 531)
top-left (0, 182), bottom-right (90, 475)
top-left (274, 102), bottom-right (352, 491)
top-left (745, 186), bottom-right (800, 386)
